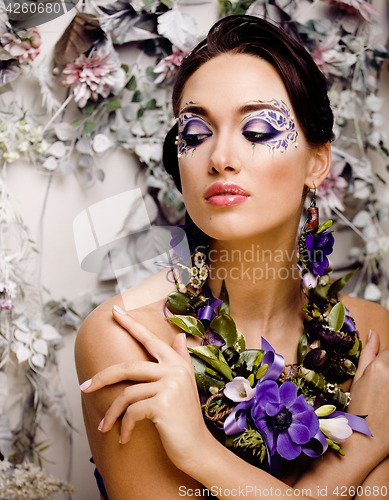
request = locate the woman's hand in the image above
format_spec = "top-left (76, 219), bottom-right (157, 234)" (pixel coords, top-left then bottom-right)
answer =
top-left (80, 305), bottom-right (212, 473)
top-left (347, 330), bottom-right (389, 464)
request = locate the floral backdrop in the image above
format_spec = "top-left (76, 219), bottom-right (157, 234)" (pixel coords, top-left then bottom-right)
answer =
top-left (0, 0), bottom-right (388, 497)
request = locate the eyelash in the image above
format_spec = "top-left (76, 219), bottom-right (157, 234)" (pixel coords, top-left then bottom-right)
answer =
top-left (182, 133), bottom-right (212, 147)
top-left (242, 131), bottom-right (276, 143)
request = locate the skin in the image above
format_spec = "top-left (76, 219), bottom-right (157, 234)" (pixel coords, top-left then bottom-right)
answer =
top-left (75, 54), bottom-right (389, 500)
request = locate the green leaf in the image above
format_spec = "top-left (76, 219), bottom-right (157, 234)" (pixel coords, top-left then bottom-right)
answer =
top-left (168, 315), bottom-right (204, 337)
top-left (84, 103), bottom-right (94, 116)
top-left (121, 64), bottom-right (129, 73)
top-left (328, 269), bottom-right (358, 297)
top-left (348, 337), bottom-right (360, 357)
top-left (70, 118), bottom-right (81, 127)
top-left (105, 99), bottom-right (122, 111)
top-left (132, 90), bottom-right (143, 103)
top-left (236, 332), bottom-right (246, 352)
top-left (297, 332), bottom-right (308, 364)
top-left (205, 367), bottom-right (224, 380)
top-left (167, 291), bottom-right (191, 313)
top-left (137, 108), bottom-right (145, 119)
top-left (340, 359), bottom-right (356, 376)
top-left (219, 280), bottom-right (230, 315)
top-left (209, 313), bottom-right (238, 347)
top-left (328, 301), bottom-right (345, 332)
top-left (160, 0), bottom-right (174, 7)
top-left (95, 169), bottom-right (105, 182)
top-left (235, 349), bottom-right (263, 372)
top-left (145, 98), bottom-right (157, 110)
top-left (83, 122), bottom-right (95, 134)
top-left (191, 356), bottom-right (225, 395)
top-left (126, 75), bottom-right (137, 91)
top-left (316, 220), bottom-right (333, 234)
top-left (312, 274), bottom-right (333, 301)
top-left (146, 66), bottom-right (158, 82)
top-left (189, 345), bottom-right (233, 380)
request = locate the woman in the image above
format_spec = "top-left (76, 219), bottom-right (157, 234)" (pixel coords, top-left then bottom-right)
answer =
top-left (75, 15), bottom-right (389, 500)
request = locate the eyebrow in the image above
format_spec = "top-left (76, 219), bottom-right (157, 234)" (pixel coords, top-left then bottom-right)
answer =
top-left (179, 101), bottom-right (286, 118)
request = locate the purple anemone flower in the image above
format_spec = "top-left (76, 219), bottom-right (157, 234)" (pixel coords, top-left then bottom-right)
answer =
top-left (251, 380), bottom-right (319, 460)
top-left (305, 231), bottom-right (334, 276)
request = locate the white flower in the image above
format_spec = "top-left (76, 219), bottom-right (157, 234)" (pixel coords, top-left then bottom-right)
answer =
top-left (224, 377), bottom-right (256, 402)
top-left (302, 272), bottom-right (318, 289)
top-left (319, 415), bottom-right (352, 443)
top-left (3, 151), bottom-right (20, 162)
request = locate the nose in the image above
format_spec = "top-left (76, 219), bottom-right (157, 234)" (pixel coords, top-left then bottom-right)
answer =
top-left (208, 130), bottom-right (241, 175)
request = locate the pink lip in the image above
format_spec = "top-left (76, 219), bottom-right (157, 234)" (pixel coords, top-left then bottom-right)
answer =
top-left (205, 182), bottom-right (250, 206)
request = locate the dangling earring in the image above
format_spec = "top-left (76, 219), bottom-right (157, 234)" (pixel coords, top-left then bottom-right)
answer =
top-left (304, 184), bottom-right (319, 233)
top-left (297, 185), bottom-right (334, 290)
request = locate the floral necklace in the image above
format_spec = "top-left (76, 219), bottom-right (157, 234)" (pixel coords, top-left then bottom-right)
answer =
top-left (164, 204), bottom-right (371, 471)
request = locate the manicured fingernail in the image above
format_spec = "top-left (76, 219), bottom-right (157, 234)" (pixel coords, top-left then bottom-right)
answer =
top-left (368, 329), bottom-right (373, 340)
top-left (113, 305), bottom-right (127, 315)
top-left (80, 379), bottom-right (92, 391)
top-left (98, 418), bottom-right (104, 431)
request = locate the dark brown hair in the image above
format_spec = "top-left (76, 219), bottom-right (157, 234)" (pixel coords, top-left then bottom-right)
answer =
top-left (163, 15), bottom-right (334, 192)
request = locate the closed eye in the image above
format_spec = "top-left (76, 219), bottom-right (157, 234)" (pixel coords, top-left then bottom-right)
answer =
top-left (242, 118), bottom-right (279, 144)
top-left (179, 116), bottom-right (212, 148)
top-left (183, 132), bottom-right (212, 147)
top-left (242, 131), bottom-right (275, 142)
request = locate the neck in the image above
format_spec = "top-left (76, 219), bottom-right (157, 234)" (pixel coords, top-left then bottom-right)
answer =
top-left (206, 231), bottom-right (306, 351)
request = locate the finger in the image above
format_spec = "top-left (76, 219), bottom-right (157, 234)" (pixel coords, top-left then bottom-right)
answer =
top-left (172, 333), bottom-right (191, 363)
top-left (119, 399), bottom-right (155, 444)
top-left (112, 306), bottom-right (185, 364)
top-left (99, 381), bottom-right (160, 432)
top-left (80, 360), bottom-right (170, 393)
top-left (353, 330), bottom-right (380, 384)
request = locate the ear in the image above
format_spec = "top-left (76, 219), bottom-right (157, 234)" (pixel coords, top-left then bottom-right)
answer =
top-left (304, 142), bottom-right (331, 190)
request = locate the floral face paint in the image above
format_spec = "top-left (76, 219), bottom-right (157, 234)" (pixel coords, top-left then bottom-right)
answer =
top-left (242, 100), bottom-right (298, 153)
top-left (177, 112), bottom-right (212, 157)
top-left (177, 100), bottom-right (298, 158)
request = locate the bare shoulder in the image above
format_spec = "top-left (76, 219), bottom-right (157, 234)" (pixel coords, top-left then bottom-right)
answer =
top-left (74, 271), bottom-right (202, 500)
top-left (339, 294), bottom-right (389, 350)
top-left (75, 269), bottom-right (176, 376)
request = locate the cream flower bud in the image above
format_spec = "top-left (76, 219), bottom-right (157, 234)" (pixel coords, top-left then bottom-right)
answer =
top-left (315, 405), bottom-right (336, 417)
top-left (319, 416), bottom-right (352, 443)
top-left (302, 271), bottom-right (318, 289)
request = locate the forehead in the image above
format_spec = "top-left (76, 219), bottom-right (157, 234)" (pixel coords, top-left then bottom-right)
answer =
top-left (179, 53), bottom-right (291, 113)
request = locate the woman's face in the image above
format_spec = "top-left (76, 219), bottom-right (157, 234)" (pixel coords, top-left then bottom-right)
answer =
top-left (177, 53), bottom-right (320, 243)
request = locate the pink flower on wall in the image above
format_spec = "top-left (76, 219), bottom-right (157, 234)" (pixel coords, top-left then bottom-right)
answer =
top-left (153, 46), bottom-right (188, 84)
top-left (60, 49), bottom-right (125, 108)
top-left (311, 35), bottom-right (344, 78)
top-left (316, 156), bottom-right (348, 218)
top-left (320, 0), bottom-right (379, 22)
top-left (0, 26), bottom-right (41, 64)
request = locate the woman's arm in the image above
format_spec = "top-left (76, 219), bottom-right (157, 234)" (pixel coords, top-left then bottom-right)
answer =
top-left (82, 306), bottom-right (389, 500)
top-left (75, 296), bottom-right (210, 500)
